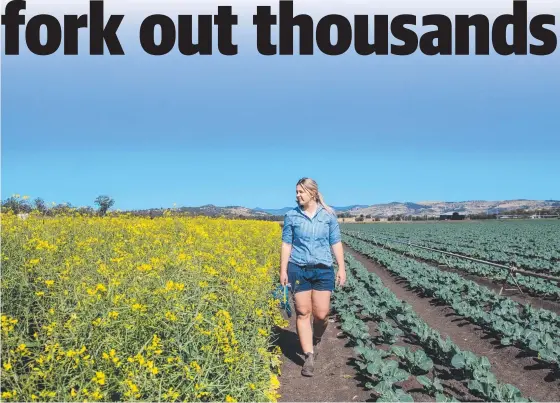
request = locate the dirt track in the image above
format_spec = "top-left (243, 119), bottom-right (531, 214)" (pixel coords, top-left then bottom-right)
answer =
top-left (274, 244), bottom-right (560, 402)
top-left (275, 309), bottom-right (373, 402)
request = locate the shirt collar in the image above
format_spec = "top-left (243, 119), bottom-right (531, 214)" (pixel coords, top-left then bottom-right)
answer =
top-left (297, 204), bottom-right (323, 219)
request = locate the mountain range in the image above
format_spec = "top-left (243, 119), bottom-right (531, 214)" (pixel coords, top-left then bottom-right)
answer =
top-left (250, 199), bottom-right (560, 218)
top-left (342, 199), bottom-right (560, 217)
top-left (252, 205), bottom-right (369, 216)
top-left (161, 200), bottom-right (560, 218)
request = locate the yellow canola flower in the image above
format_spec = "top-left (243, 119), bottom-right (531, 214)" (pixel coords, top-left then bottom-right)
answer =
top-left (2, 391), bottom-right (17, 399)
top-left (92, 371), bottom-right (106, 385)
top-left (1, 214), bottom-right (286, 401)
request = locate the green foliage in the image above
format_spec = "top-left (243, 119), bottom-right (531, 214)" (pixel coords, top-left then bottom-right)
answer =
top-left (332, 253), bottom-right (533, 402)
top-left (343, 232), bottom-right (560, 367)
top-left (94, 195), bottom-right (115, 217)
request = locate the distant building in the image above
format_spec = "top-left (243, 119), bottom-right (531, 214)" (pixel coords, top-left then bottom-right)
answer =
top-left (439, 212), bottom-right (466, 220)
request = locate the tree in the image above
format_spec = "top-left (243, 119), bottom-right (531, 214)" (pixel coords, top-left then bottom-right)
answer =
top-left (52, 202), bottom-right (74, 215)
top-left (34, 198), bottom-right (48, 215)
top-left (94, 195), bottom-right (115, 217)
top-left (2, 196), bottom-right (31, 214)
top-left (76, 206), bottom-right (95, 216)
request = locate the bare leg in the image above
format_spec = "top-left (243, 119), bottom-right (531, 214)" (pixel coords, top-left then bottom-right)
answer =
top-left (293, 290), bottom-right (313, 354)
top-left (311, 290), bottom-right (332, 342)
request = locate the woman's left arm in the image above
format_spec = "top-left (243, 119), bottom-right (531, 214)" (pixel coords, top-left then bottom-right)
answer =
top-left (329, 215), bottom-right (346, 287)
top-left (331, 242), bottom-right (346, 287)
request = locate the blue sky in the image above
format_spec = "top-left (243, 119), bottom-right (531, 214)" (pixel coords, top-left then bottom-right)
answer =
top-left (2, 10), bottom-right (560, 210)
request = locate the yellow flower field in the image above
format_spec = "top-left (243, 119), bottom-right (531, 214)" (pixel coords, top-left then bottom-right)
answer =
top-left (1, 212), bottom-right (288, 402)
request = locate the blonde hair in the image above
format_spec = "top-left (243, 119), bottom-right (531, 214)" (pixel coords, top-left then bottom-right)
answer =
top-left (296, 177), bottom-right (336, 215)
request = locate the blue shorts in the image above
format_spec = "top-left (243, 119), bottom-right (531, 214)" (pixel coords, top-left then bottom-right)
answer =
top-left (287, 262), bottom-right (335, 294)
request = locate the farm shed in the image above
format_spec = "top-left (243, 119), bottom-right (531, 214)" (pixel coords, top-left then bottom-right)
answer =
top-left (439, 212), bottom-right (466, 220)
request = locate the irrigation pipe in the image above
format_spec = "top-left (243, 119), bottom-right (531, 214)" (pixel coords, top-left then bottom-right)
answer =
top-left (344, 231), bottom-right (560, 284)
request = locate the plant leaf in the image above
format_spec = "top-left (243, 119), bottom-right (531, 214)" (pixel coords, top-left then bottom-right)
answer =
top-left (416, 375), bottom-right (433, 389)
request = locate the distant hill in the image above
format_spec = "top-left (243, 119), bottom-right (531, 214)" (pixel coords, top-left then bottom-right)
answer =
top-left (253, 207), bottom-right (292, 215)
top-left (331, 205), bottom-right (370, 212)
top-left (188, 204), bottom-right (270, 217)
top-left (253, 205), bottom-right (369, 215)
top-left (126, 200), bottom-right (559, 219)
top-left (129, 204), bottom-right (271, 218)
top-left (348, 199), bottom-right (560, 218)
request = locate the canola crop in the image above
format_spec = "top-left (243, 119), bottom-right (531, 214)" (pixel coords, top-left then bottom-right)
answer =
top-left (1, 213), bottom-right (288, 402)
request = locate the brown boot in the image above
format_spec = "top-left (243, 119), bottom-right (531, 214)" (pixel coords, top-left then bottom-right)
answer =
top-left (301, 352), bottom-right (315, 377)
top-left (312, 336), bottom-right (322, 359)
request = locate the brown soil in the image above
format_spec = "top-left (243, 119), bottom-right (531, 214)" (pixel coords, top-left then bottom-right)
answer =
top-left (274, 311), bottom-right (374, 402)
top-left (273, 308), bottom-right (471, 402)
top-left (431, 263), bottom-right (560, 315)
top-left (345, 244), bottom-right (560, 403)
top-left (361, 320), bottom-right (481, 402)
top-left (274, 307), bottom-right (483, 403)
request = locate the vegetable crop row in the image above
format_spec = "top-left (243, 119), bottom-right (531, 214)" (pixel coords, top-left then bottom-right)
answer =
top-left (332, 253), bottom-right (531, 402)
top-left (364, 230), bottom-right (559, 275)
top-left (342, 220), bottom-right (560, 263)
top-left (342, 233), bottom-right (560, 369)
top-left (342, 230), bottom-right (560, 299)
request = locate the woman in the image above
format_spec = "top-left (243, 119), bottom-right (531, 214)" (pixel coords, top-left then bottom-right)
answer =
top-left (280, 177), bottom-right (346, 377)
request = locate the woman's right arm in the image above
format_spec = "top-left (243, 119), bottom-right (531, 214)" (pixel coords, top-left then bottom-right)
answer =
top-left (280, 242), bottom-right (292, 285)
top-left (280, 215), bottom-right (293, 285)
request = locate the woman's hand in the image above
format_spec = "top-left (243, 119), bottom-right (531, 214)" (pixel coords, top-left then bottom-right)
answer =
top-left (280, 270), bottom-right (288, 286)
top-left (336, 267), bottom-right (346, 288)
top-left (280, 242), bottom-right (292, 287)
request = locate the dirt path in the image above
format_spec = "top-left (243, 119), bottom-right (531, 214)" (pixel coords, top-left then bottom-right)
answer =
top-left (344, 244), bottom-right (560, 403)
top-left (273, 297), bottom-right (478, 403)
top-left (274, 309), bottom-right (373, 402)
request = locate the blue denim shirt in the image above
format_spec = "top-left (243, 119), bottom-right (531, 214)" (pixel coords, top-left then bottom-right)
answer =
top-left (281, 204), bottom-right (342, 267)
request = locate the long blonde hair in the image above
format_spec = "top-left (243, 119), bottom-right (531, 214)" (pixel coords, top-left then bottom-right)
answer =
top-left (296, 177), bottom-right (336, 215)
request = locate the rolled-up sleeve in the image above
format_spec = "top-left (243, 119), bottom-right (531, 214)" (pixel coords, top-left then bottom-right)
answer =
top-left (329, 214), bottom-right (341, 245)
top-left (282, 214), bottom-right (293, 244)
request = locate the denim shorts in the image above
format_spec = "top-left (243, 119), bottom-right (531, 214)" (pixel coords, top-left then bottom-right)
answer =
top-left (287, 262), bottom-right (335, 294)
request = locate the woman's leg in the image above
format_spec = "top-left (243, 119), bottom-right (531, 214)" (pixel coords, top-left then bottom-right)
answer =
top-left (293, 290), bottom-right (313, 354)
top-left (311, 268), bottom-right (335, 346)
top-left (311, 290), bottom-right (332, 344)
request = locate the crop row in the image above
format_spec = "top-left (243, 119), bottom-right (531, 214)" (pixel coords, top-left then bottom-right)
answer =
top-left (342, 229), bottom-right (560, 299)
top-left (342, 221), bottom-right (560, 263)
top-left (342, 233), bottom-right (560, 369)
top-left (332, 253), bottom-right (531, 402)
top-left (365, 230), bottom-right (559, 274)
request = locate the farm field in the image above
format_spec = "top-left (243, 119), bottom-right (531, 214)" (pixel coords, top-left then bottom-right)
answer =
top-left (333, 253), bottom-right (534, 402)
top-left (326, 220), bottom-right (560, 402)
top-left (342, 220), bottom-right (560, 298)
top-left (1, 213), bottom-right (287, 402)
top-left (3, 213), bottom-right (560, 402)
top-left (343, 220), bottom-right (560, 274)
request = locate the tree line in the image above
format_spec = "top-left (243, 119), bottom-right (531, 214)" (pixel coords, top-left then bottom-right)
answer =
top-left (4, 194), bottom-right (558, 221)
top-left (2, 195), bottom-right (115, 217)
top-left (1, 195), bottom-right (286, 221)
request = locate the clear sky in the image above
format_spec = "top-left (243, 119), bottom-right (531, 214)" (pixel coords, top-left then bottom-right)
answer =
top-left (2, 0), bottom-right (559, 210)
